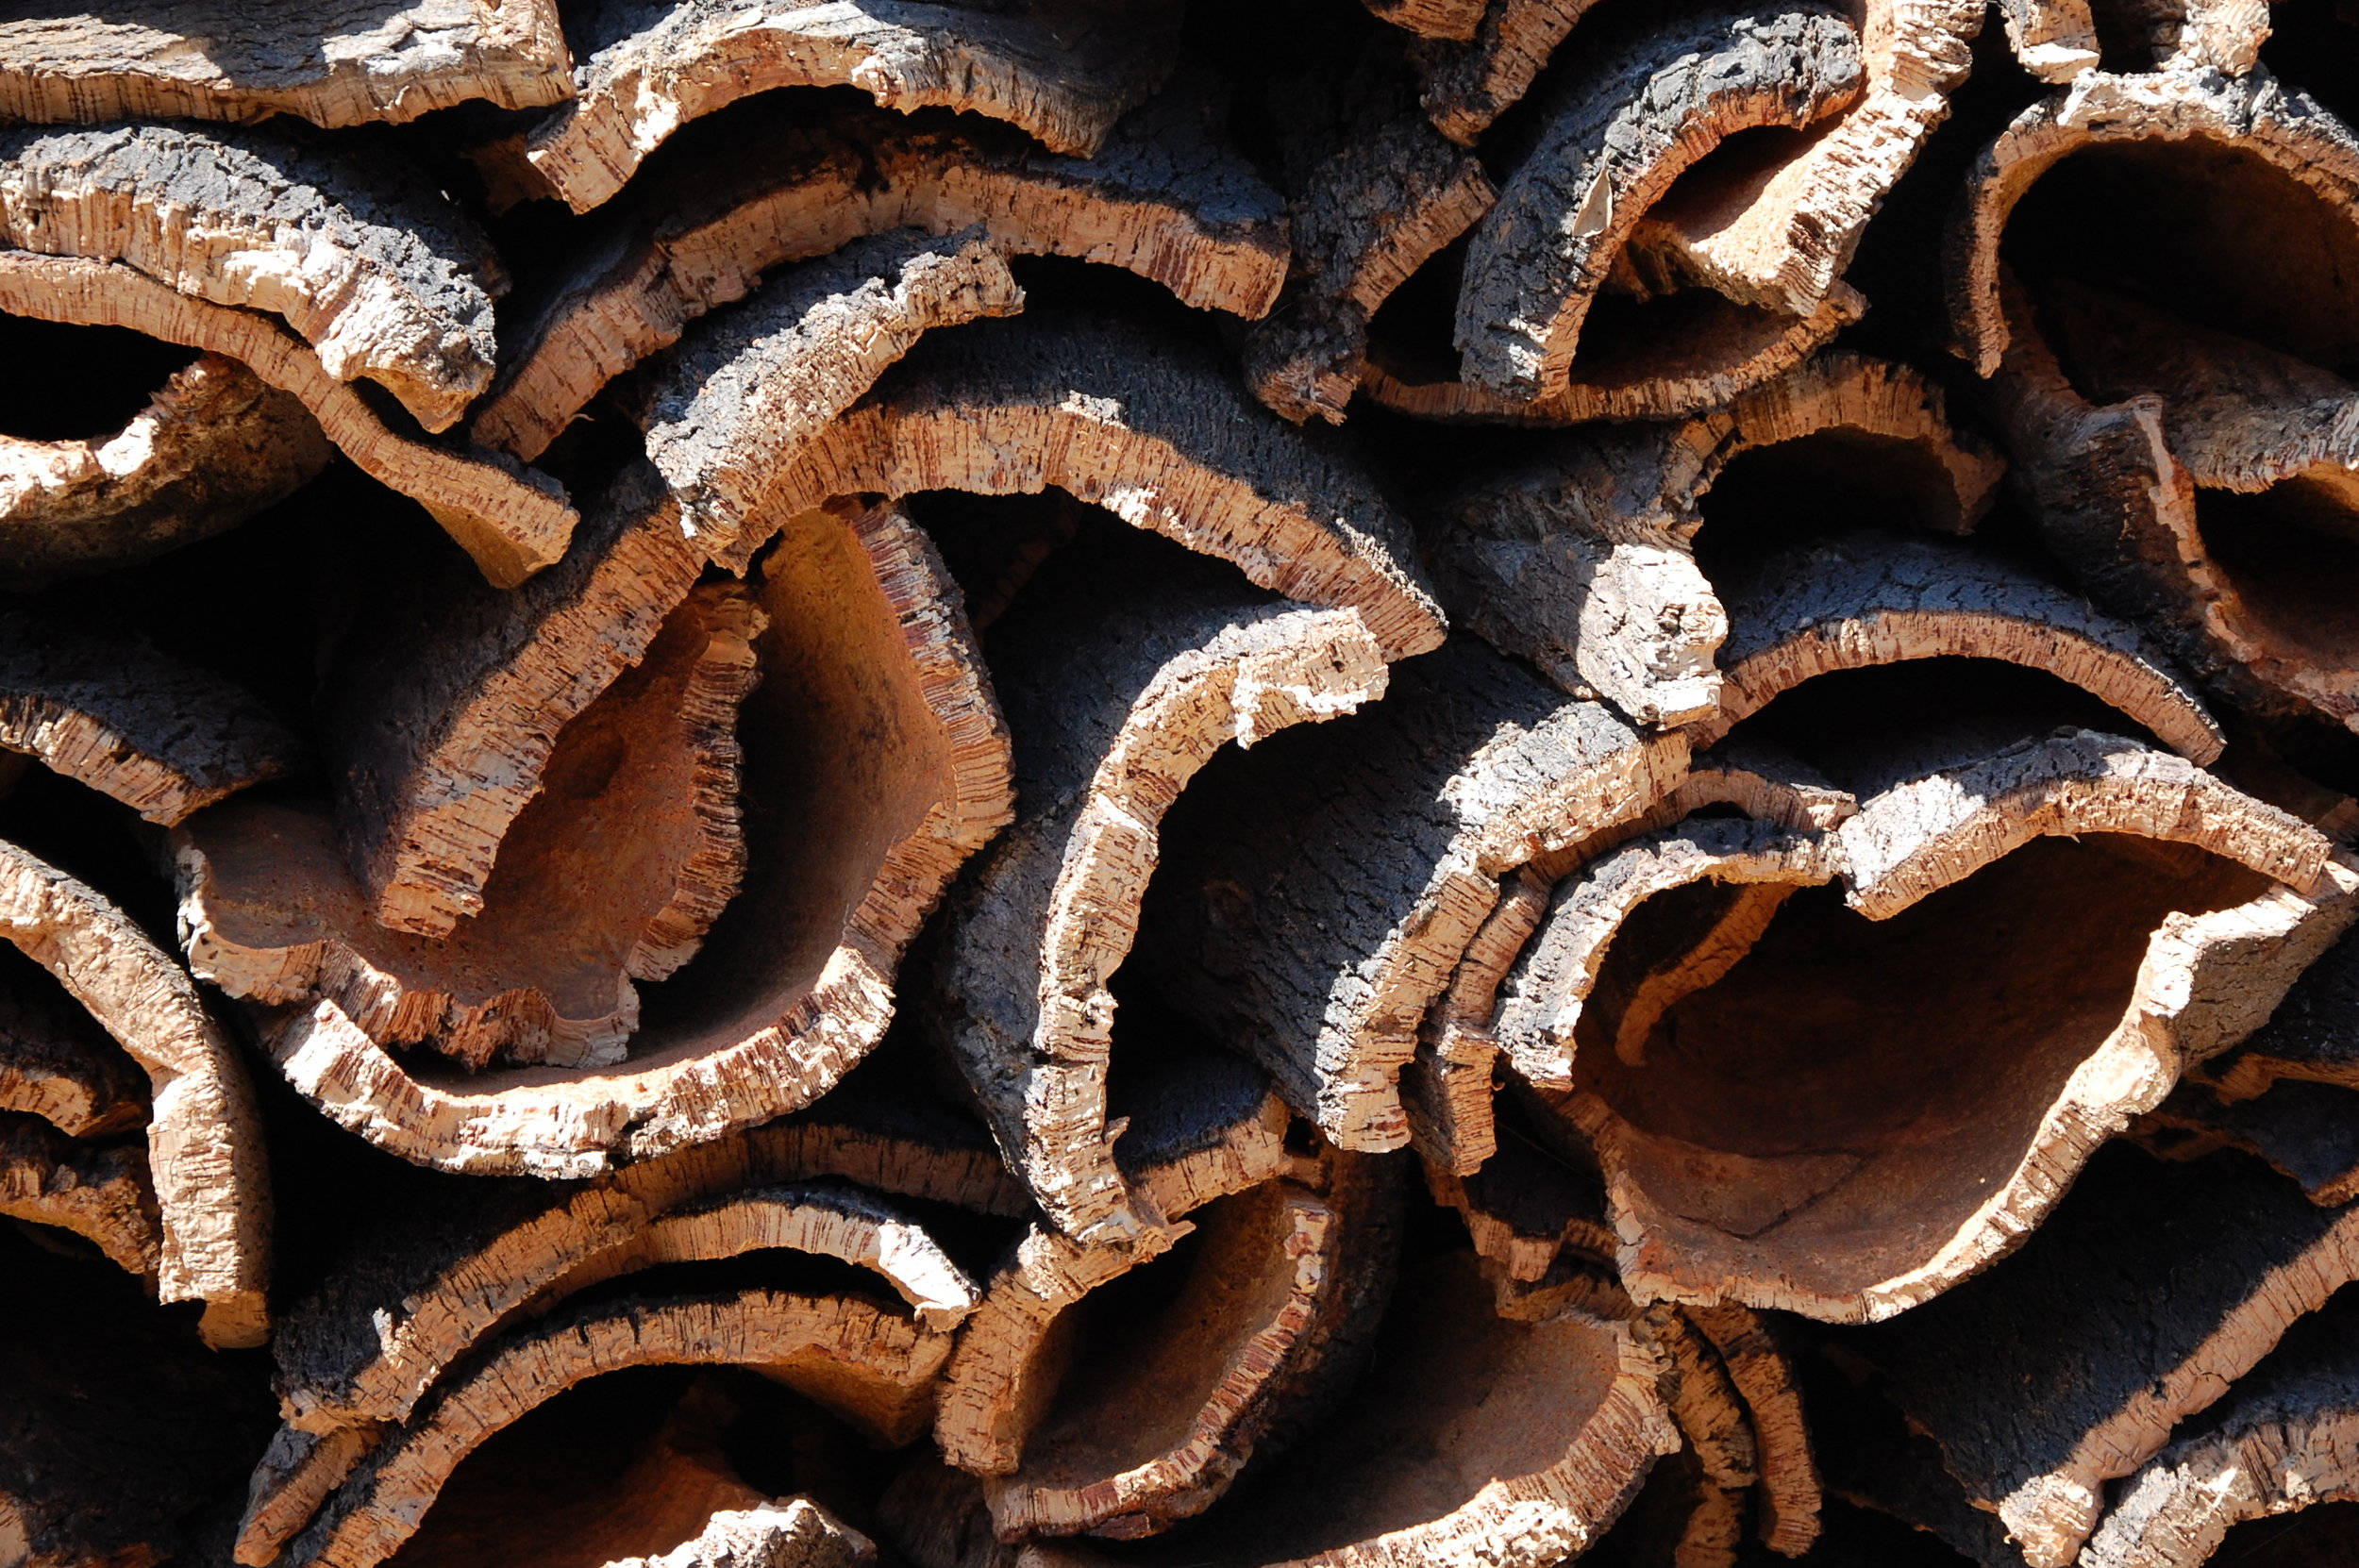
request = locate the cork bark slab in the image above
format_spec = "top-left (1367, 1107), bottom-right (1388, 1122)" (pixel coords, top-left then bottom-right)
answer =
top-left (1410, 0), bottom-right (1611, 147)
top-left (1402, 869), bottom-right (1553, 1175)
top-left (279, 1288), bottom-right (954, 1568)
top-left (256, 498), bottom-right (1012, 1176)
top-left (0, 1109), bottom-right (159, 1277)
top-left (2194, 920), bottom-right (2359, 1104)
top-left (1454, 6), bottom-right (1864, 405)
top-left (0, 122), bottom-right (505, 431)
top-left (0, 3), bottom-right (575, 128)
top-left (0, 605), bottom-right (306, 826)
top-left (1362, 0), bottom-right (1484, 43)
top-left (1137, 637), bottom-right (1689, 1155)
top-left (2082, 1286), bottom-right (2359, 1568)
top-left (1503, 730), bottom-right (2351, 1324)
top-left (0, 836), bottom-right (272, 1347)
top-left (2139, 1078), bottom-right (2359, 1206)
top-left (628, 229), bottom-right (1025, 568)
top-left (483, 0), bottom-right (1184, 214)
top-left (0, 942), bottom-right (145, 1138)
top-left (711, 307), bottom-right (1448, 662)
top-left (1683, 1304), bottom-right (1822, 1557)
top-left (181, 581), bottom-right (765, 1072)
top-left (1999, 0), bottom-right (2268, 79)
top-left (0, 350), bottom-right (330, 587)
top-left (925, 534), bottom-right (1387, 1245)
top-left (1852, 1144), bottom-right (2359, 1568)
top-left (607, 1500), bottom-right (876, 1568)
top-left (476, 89), bottom-right (1287, 459)
top-left (0, 252), bottom-right (577, 588)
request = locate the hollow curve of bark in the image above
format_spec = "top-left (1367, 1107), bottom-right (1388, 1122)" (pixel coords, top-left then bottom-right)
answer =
top-left (0, 349), bottom-right (330, 586)
top-left (483, 0), bottom-right (1184, 215)
top-left (0, 121), bottom-right (506, 431)
top-left (248, 498), bottom-right (1012, 1178)
top-left (0, 252), bottom-right (577, 589)
top-left (0, 2), bottom-right (576, 129)
top-left (0, 943), bottom-right (146, 1138)
top-left (1454, 5), bottom-right (1865, 405)
top-left (0, 1109), bottom-right (159, 1277)
top-left (1502, 730), bottom-right (2353, 1324)
top-left (476, 89), bottom-right (1289, 460)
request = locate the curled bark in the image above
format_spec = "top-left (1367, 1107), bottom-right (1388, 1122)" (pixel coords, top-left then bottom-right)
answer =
top-left (2139, 1077), bottom-right (2359, 1206)
top-left (0, 944), bottom-right (145, 1139)
top-left (0, 1110), bottom-right (159, 1277)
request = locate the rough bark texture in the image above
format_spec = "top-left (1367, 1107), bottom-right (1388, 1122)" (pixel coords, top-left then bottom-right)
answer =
top-left (0, 1109), bottom-right (159, 1277)
top-left (0, 3), bottom-right (575, 128)
top-left (2140, 1077), bottom-right (2359, 1206)
top-left (481, 0), bottom-right (1184, 214)
top-left (1410, 0), bottom-right (1611, 146)
top-left (0, 942), bottom-right (146, 1139)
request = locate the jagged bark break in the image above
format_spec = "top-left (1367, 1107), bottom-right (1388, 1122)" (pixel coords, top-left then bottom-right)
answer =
top-left (0, 122), bottom-right (504, 430)
top-left (0, 945), bottom-right (145, 1138)
top-left (1455, 7), bottom-right (1864, 405)
top-left (0, 253), bottom-right (576, 587)
top-left (1502, 731), bottom-right (2351, 1323)
top-left (0, 3), bottom-right (575, 128)
top-left (257, 499), bottom-right (1012, 1176)
top-left (0, 351), bottom-right (329, 586)
top-left (1141, 638), bottom-right (1689, 1152)
top-left (0, 837), bottom-right (272, 1347)
top-left (1854, 1144), bottom-right (2359, 1568)
top-left (1693, 531), bottom-right (2225, 760)
top-left (929, 547), bottom-right (1387, 1243)
top-left (280, 1290), bottom-right (952, 1568)
top-left (630, 229), bottom-right (1025, 561)
top-left (1411, 0), bottom-right (1610, 147)
top-left (180, 581), bottom-right (764, 1071)
top-left (0, 1110), bottom-right (159, 1276)
top-left (476, 92), bottom-right (1287, 459)
top-left (484, 0), bottom-right (1183, 214)
top-left (0, 607), bottom-right (306, 826)
top-left (749, 309), bottom-right (1448, 660)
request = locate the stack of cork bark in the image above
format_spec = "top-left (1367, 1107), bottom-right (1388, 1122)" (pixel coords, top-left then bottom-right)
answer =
top-left (13, 1), bottom-right (2359, 1565)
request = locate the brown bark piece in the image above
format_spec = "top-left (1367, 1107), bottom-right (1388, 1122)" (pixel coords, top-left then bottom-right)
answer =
top-left (0, 836), bottom-right (272, 1347)
top-left (0, 604), bottom-right (305, 826)
top-left (1692, 531), bottom-right (2224, 761)
top-left (700, 307), bottom-right (1448, 662)
top-left (608, 1500), bottom-right (878, 1568)
top-left (1508, 732), bottom-right (2351, 1324)
top-left (182, 581), bottom-right (764, 1072)
top-left (1852, 1144), bottom-right (2359, 1568)
top-left (0, 252), bottom-right (577, 588)
top-left (0, 121), bottom-right (505, 431)
top-left (628, 228), bottom-right (1025, 565)
top-left (1999, 0), bottom-right (2267, 78)
top-left (1454, 6), bottom-right (1864, 405)
top-left (0, 1111), bottom-right (159, 1278)
top-left (1423, 1099), bottom-right (1617, 1283)
top-left (280, 1289), bottom-right (952, 1568)
top-left (1683, 1304), bottom-right (1821, 1557)
top-left (1999, 0), bottom-right (2102, 79)
top-left (0, 942), bottom-right (145, 1139)
top-left (926, 537), bottom-right (1387, 1245)
top-left (1410, 0), bottom-right (1610, 147)
top-left (475, 89), bottom-right (1287, 459)
top-left (1402, 868), bottom-right (1552, 1174)
top-left (0, 351), bottom-right (330, 587)
top-left (1138, 637), bottom-right (1689, 1154)
top-left (259, 499), bottom-right (1012, 1176)
top-left (2138, 1078), bottom-right (2359, 1206)
top-left (484, 0), bottom-right (1183, 214)
top-left (0, 3), bottom-right (574, 128)
top-left (1362, 0), bottom-right (1485, 44)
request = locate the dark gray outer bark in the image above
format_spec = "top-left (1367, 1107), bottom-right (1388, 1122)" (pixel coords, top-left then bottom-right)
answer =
top-left (2195, 919), bottom-right (2359, 1098)
top-left (1410, 0), bottom-right (1611, 147)
top-left (0, 940), bottom-right (146, 1138)
top-left (0, 604), bottom-right (307, 826)
top-left (0, 122), bottom-right (504, 431)
top-left (1455, 5), bottom-right (1862, 402)
top-left (1840, 1143), bottom-right (2351, 1535)
top-left (2145, 1079), bottom-right (2359, 1206)
top-left (1107, 1038), bottom-right (1286, 1187)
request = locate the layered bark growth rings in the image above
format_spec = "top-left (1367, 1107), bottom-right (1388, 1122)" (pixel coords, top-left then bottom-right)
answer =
top-left (1455, 6), bottom-right (1865, 404)
top-left (0, 3), bottom-right (576, 129)
top-left (0, 252), bottom-right (576, 588)
top-left (487, 0), bottom-right (1184, 214)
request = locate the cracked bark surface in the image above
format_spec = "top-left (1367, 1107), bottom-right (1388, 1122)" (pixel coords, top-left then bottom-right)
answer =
top-left (0, 942), bottom-right (145, 1139)
top-left (0, 1109), bottom-right (159, 1278)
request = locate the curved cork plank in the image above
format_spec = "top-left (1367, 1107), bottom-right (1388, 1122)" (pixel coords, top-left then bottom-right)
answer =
top-left (1454, 6), bottom-right (1863, 405)
top-left (694, 308), bottom-right (1447, 661)
top-left (259, 498), bottom-right (1012, 1177)
top-left (0, 942), bottom-right (146, 1138)
top-left (485, 0), bottom-right (1183, 214)
top-left (1611, 1304), bottom-right (1756, 1568)
top-left (0, 1111), bottom-right (159, 1277)
top-left (1521, 735), bottom-right (2352, 1326)
top-left (0, 606), bottom-right (306, 826)
top-left (1137, 637), bottom-right (1689, 1153)
top-left (0, 837), bottom-right (271, 1347)
top-left (1363, 0), bottom-right (1484, 43)
top-left (1411, 0), bottom-right (1610, 147)
top-left (281, 1289), bottom-right (952, 1568)
top-left (2139, 1079), bottom-right (2359, 1207)
top-left (1402, 869), bottom-right (1553, 1175)
top-left (0, 252), bottom-right (576, 587)
top-left (182, 582), bottom-right (764, 1073)
top-left (2194, 918), bottom-right (2359, 1104)
top-left (1854, 1144), bottom-right (2359, 1568)
top-left (1422, 1094), bottom-right (1617, 1283)
top-left (926, 539), bottom-right (1387, 1245)
top-left (1999, 0), bottom-right (2267, 79)
top-left (1691, 531), bottom-right (2224, 760)
top-left (609, 1500), bottom-right (876, 1568)
top-left (979, 1154), bottom-right (1403, 1542)
top-left (2083, 1287), bottom-right (2359, 1568)
top-left (1998, 0), bottom-right (2100, 79)
top-left (0, 3), bottom-right (574, 128)
top-left (0, 351), bottom-right (330, 586)
top-left (628, 228), bottom-right (1024, 563)
top-left (1682, 1304), bottom-right (1821, 1557)
top-left (476, 92), bottom-right (1286, 461)
top-left (0, 122), bottom-right (504, 431)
